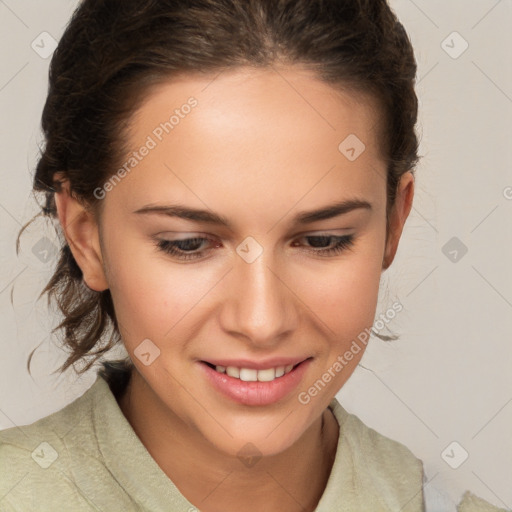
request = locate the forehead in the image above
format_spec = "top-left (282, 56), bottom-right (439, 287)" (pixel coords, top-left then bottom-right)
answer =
top-left (132, 65), bottom-right (384, 154)
top-left (110, 66), bottom-right (387, 220)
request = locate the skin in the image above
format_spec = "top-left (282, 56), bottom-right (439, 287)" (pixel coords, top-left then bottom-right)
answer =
top-left (54, 65), bottom-right (414, 512)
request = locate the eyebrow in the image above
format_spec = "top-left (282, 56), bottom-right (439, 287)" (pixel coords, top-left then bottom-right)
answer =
top-left (133, 198), bottom-right (372, 228)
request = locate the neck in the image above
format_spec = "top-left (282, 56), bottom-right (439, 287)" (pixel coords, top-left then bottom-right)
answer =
top-left (117, 369), bottom-right (339, 512)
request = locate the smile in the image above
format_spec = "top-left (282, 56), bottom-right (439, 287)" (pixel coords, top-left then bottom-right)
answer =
top-left (204, 362), bottom-right (299, 382)
top-left (199, 358), bottom-right (313, 406)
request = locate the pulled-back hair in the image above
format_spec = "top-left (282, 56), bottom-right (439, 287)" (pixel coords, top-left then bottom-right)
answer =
top-left (25, 0), bottom-right (420, 376)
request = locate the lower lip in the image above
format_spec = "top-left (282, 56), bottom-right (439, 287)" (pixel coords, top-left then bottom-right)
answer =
top-left (199, 359), bottom-right (312, 406)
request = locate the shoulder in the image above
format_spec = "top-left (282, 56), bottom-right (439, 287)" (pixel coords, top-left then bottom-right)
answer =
top-left (331, 398), bottom-right (424, 474)
top-left (0, 376), bottom-right (127, 511)
top-left (457, 491), bottom-right (510, 512)
top-left (329, 398), bottom-right (425, 510)
top-left (0, 376), bottom-right (101, 452)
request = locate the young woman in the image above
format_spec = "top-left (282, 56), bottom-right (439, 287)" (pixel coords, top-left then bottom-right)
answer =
top-left (0, 1), bottom-right (505, 511)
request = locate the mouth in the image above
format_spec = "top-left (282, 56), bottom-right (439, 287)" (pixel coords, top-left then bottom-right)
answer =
top-left (201, 360), bottom-right (305, 382)
top-left (198, 357), bottom-right (313, 406)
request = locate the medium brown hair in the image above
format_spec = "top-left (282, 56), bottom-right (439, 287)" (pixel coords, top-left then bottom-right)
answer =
top-left (24, 0), bottom-right (420, 377)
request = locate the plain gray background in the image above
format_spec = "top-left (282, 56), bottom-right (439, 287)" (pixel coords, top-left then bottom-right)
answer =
top-left (1, 1), bottom-right (511, 509)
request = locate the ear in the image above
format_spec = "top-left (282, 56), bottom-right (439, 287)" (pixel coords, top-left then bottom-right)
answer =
top-left (53, 175), bottom-right (109, 291)
top-left (382, 171), bottom-right (415, 271)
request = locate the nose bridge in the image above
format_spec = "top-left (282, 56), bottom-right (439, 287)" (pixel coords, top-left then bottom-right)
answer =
top-left (222, 244), bottom-right (296, 344)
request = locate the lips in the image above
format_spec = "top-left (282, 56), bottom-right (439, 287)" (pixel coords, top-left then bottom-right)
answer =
top-left (199, 357), bottom-right (312, 406)
top-left (200, 356), bottom-right (309, 383)
top-left (202, 361), bottom-right (300, 382)
top-left (201, 357), bottom-right (309, 370)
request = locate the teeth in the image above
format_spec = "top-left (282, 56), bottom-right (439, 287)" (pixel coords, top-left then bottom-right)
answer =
top-left (226, 366), bottom-right (239, 378)
top-left (256, 368), bottom-right (276, 382)
top-left (215, 364), bottom-right (296, 382)
top-left (240, 368), bottom-right (258, 382)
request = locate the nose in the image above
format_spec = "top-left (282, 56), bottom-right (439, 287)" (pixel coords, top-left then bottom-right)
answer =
top-left (219, 246), bottom-right (299, 348)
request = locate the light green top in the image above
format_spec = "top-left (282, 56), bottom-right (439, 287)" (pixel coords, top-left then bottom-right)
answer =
top-left (0, 372), bottom-right (425, 511)
top-left (457, 491), bottom-right (510, 512)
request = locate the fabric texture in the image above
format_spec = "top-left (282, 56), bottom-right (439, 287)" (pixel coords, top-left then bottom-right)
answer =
top-left (0, 370), bottom-right (425, 511)
top-left (457, 491), bottom-right (509, 512)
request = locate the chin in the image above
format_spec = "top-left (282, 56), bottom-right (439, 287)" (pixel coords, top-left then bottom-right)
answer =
top-left (201, 415), bottom-right (311, 461)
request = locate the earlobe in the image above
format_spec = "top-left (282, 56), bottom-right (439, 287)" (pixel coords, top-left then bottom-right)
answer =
top-left (382, 172), bottom-right (415, 271)
top-left (53, 176), bottom-right (109, 292)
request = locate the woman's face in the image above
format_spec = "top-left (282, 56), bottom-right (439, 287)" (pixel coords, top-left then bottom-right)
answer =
top-left (81, 66), bottom-right (412, 457)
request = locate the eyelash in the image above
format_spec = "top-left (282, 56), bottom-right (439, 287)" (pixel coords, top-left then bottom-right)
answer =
top-left (154, 234), bottom-right (355, 261)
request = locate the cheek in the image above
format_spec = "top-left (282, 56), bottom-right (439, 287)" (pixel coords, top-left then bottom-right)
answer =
top-left (102, 229), bottom-right (215, 342)
top-left (294, 254), bottom-right (382, 404)
top-left (295, 242), bottom-right (383, 343)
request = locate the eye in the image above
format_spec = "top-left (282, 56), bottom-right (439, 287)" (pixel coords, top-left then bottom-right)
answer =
top-left (154, 233), bottom-right (355, 262)
top-left (155, 236), bottom-right (220, 261)
top-left (292, 234), bottom-right (355, 257)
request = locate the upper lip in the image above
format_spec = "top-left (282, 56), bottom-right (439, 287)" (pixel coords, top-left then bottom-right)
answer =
top-left (201, 357), bottom-right (311, 370)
